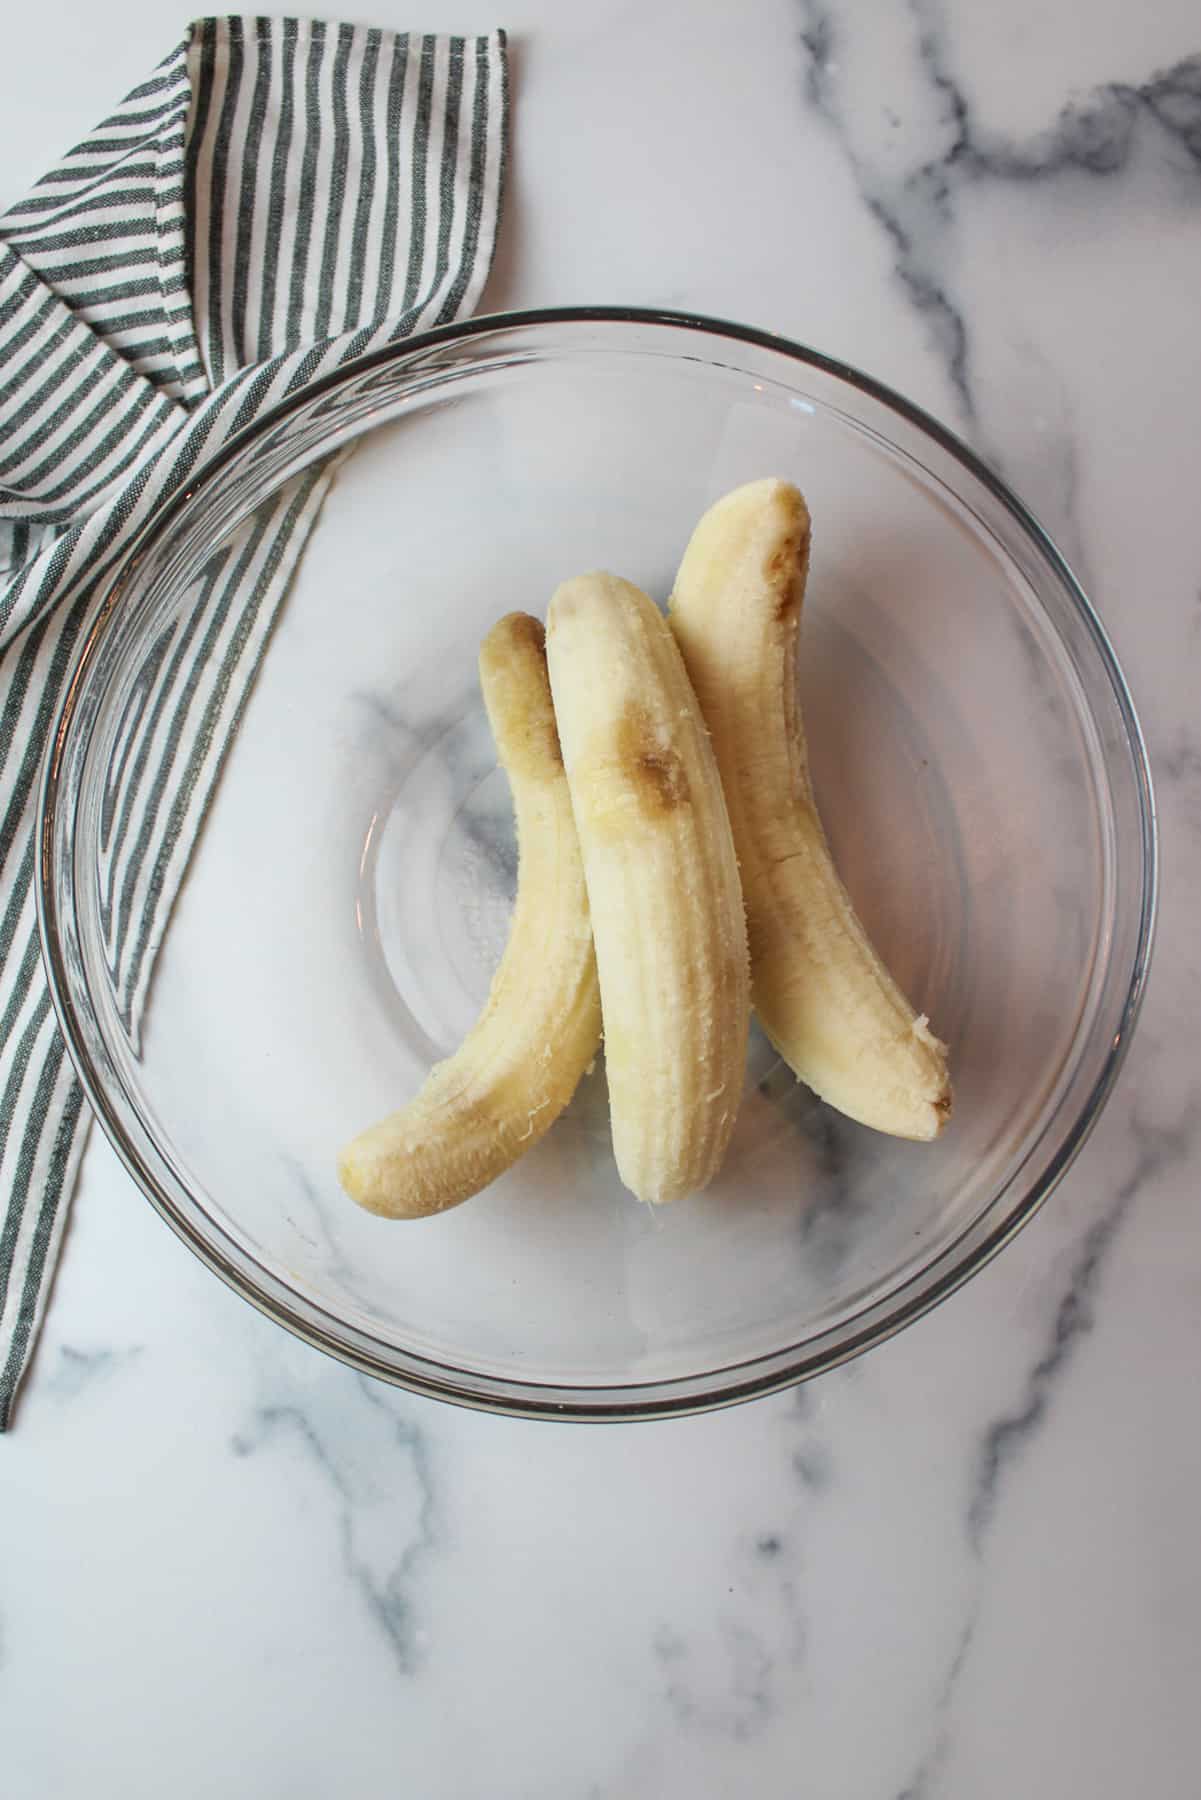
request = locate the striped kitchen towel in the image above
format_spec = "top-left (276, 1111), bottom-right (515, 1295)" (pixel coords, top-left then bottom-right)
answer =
top-left (0, 16), bottom-right (508, 1428)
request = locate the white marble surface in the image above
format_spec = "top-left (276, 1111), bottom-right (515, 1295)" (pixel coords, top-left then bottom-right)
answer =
top-left (3, 1), bottom-right (1200, 1794)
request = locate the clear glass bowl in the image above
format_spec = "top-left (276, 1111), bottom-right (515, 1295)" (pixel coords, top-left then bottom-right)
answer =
top-left (39, 311), bottom-right (1157, 1419)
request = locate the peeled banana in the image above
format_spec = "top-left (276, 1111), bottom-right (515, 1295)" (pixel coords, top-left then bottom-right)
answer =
top-left (546, 573), bottom-right (750, 1203)
top-left (338, 612), bottom-right (602, 1218)
top-left (669, 479), bottom-right (951, 1141)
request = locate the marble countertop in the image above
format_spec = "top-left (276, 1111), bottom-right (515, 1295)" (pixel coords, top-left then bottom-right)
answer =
top-left (3, 2), bottom-right (1199, 1795)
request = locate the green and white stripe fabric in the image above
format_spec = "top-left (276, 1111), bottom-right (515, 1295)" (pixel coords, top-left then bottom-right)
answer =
top-left (0, 16), bottom-right (508, 1427)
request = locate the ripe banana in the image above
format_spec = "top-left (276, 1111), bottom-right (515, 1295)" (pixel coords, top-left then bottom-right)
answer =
top-left (338, 613), bottom-right (602, 1218)
top-left (545, 573), bottom-right (750, 1203)
top-left (669, 479), bottom-right (951, 1141)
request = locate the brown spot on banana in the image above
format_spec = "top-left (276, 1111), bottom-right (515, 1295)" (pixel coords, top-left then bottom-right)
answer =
top-left (766, 532), bottom-right (808, 620)
top-left (478, 612), bottom-right (564, 779)
top-left (615, 702), bottom-right (691, 815)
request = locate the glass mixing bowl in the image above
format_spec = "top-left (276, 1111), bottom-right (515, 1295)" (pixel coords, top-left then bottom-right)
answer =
top-left (39, 310), bottom-right (1157, 1419)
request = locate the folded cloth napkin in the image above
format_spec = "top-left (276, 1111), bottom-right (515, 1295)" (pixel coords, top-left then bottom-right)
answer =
top-left (0, 16), bottom-right (508, 1427)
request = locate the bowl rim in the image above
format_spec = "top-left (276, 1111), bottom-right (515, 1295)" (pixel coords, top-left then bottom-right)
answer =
top-left (37, 304), bottom-right (1159, 1422)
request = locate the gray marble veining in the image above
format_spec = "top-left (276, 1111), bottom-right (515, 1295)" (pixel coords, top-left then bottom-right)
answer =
top-left (798, 0), bottom-right (1201, 448)
top-left (42, 1343), bottom-right (144, 1402)
top-left (967, 1105), bottom-right (1193, 1549)
top-left (231, 1375), bottom-right (439, 1675)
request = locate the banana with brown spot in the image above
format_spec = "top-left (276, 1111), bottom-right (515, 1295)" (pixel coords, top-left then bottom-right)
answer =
top-left (338, 612), bottom-right (602, 1218)
top-left (546, 573), bottom-right (750, 1203)
top-left (669, 479), bottom-right (951, 1141)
